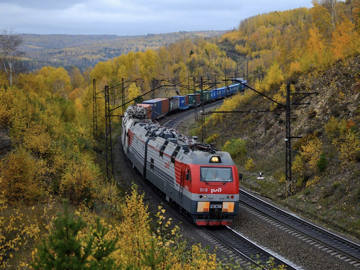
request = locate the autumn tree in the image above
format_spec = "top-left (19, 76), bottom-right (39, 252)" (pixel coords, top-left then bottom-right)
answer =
top-left (38, 66), bottom-right (72, 97)
top-left (331, 16), bottom-right (360, 59)
top-left (0, 29), bottom-right (24, 86)
top-left (69, 66), bottom-right (85, 89)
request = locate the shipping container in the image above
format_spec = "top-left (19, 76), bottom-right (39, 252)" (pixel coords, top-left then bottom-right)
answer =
top-left (184, 95), bottom-right (189, 106)
top-left (221, 87), bottom-right (226, 97)
top-left (187, 93), bottom-right (200, 107)
top-left (195, 93), bottom-right (200, 104)
top-left (172, 95), bottom-right (189, 110)
top-left (155, 98), bottom-right (170, 114)
top-left (210, 89), bottom-right (218, 100)
top-left (195, 91), bottom-right (211, 103)
top-left (186, 94), bottom-right (197, 107)
top-left (169, 97), bottom-right (179, 112)
top-left (142, 99), bottom-right (163, 119)
top-left (232, 78), bottom-right (247, 92)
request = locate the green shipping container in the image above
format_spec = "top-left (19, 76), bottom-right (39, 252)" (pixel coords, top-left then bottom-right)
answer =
top-left (195, 90), bottom-right (211, 102)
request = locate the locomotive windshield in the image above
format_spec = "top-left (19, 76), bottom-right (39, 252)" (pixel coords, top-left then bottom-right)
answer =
top-left (200, 167), bottom-right (233, 182)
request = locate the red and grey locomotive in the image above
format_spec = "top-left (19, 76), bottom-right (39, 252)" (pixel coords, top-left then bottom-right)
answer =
top-left (121, 105), bottom-right (239, 226)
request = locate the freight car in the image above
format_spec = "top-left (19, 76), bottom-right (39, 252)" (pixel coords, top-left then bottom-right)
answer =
top-left (121, 105), bottom-right (240, 226)
top-left (139, 81), bottom-right (246, 120)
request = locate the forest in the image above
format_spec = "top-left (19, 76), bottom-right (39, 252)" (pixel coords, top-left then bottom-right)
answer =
top-left (0, 29), bottom-right (238, 268)
top-left (19, 31), bottom-right (225, 72)
top-left (0, 0), bottom-right (360, 268)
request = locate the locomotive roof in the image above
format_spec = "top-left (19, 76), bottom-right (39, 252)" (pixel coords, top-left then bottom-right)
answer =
top-left (124, 105), bottom-right (235, 165)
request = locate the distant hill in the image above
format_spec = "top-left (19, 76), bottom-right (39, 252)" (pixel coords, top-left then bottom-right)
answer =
top-left (19, 31), bottom-right (226, 71)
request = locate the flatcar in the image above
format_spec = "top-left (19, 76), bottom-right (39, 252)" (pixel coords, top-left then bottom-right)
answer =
top-left (121, 105), bottom-right (239, 226)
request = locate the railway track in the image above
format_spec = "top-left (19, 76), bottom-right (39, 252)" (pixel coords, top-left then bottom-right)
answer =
top-left (158, 101), bottom-right (298, 269)
top-left (160, 99), bottom-right (360, 269)
top-left (121, 142), bottom-right (297, 269)
top-left (204, 226), bottom-right (299, 269)
top-left (240, 189), bottom-right (360, 268)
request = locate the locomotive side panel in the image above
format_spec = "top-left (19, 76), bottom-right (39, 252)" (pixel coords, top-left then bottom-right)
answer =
top-left (127, 125), bottom-right (149, 175)
top-left (146, 140), bottom-right (176, 194)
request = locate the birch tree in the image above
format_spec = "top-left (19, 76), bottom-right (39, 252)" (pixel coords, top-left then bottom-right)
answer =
top-left (0, 29), bottom-right (24, 86)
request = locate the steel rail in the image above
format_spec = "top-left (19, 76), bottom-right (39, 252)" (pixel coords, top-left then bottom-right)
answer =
top-left (240, 189), bottom-right (360, 266)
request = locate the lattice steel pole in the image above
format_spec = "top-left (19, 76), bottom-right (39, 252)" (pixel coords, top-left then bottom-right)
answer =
top-left (285, 84), bottom-right (292, 196)
top-left (93, 79), bottom-right (98, 139)
top-left (121, 78), bottom-right (125, 115)
top-left (104, 85), bottom-right (114, 180)
top-left (200, 76), bottom-right (206, 142)
top-left (194, 77), bottom-right (198, 122)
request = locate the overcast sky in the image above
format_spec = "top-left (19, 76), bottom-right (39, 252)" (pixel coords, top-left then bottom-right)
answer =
top-left (0, 0), bottom-right (314, 36)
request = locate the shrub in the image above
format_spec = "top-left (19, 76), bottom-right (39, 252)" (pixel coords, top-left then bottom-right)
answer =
top-left (296, 177), bottom-right (305, 188)
top-left (0, 87), bottom-right (14, 126)
top-left (222, 138), bottom-right (247, 158)
top-left (245, 158), bottom-right (254, 171)
top-left (0, 148), bottom-right (46, 204)
top-left (292, 155), bottom-right (305, 176)
top-left (334, 131), bottom-right (360, 162)
top-left (59, 164), bottom-right (96, 206)
top-left (316, 154), bottom-right (328, 172)
top-left (301, 137), bottom-right (323, 172)
top-left (205, 133), bottom-right (219, 144)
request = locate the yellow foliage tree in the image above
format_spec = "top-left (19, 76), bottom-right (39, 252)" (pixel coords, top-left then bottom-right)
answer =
top-left (301, 137), bottom-right (323, 172)
top-left (38, 66), bottom-right (72, 97)
top-left (0, 148), bottom-right (46, 204)
top-left (331, 16), bottom-right (360, 60)
top-left (60, 164), bottom-right (96, 206)
top-left (264, 62), bottom-right (284, 90)
top-left (306, 25), bottom-right (327, 67)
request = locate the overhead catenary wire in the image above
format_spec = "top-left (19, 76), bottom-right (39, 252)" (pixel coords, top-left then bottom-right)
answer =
top-left (201, 126), bottom-right (349, 164)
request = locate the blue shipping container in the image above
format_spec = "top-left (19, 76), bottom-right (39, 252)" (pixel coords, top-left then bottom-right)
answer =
top-left (172, 95), bottom-right (188, 109)
top-left (142, 99), bottom-right (163, 119)
top-left (210, 89), bottom-right (218, 100)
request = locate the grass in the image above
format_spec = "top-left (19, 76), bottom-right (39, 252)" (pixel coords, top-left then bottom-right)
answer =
top-left (1, 200), bottom-right (65, 268)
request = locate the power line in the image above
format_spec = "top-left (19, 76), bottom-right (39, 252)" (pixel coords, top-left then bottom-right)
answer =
top-left (201, 126), bottom-right (348, 164)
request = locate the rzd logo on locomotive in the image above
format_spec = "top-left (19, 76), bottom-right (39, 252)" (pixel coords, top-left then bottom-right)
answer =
top-left (211, 188), bottom-right (222, 193)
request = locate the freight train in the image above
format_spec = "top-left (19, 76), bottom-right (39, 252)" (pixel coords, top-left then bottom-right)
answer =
top-left (121, 103), bottom-right (240, 226)
top-left (136, 80), bottom-right (246, 120)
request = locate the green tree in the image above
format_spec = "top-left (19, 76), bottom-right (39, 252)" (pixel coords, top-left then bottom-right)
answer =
top-left (32, 200), bottom-right (120, 270)
top-left (89, 219), bottom-right (120, 270)
top-left (32, 200), bottom-right (93, 269)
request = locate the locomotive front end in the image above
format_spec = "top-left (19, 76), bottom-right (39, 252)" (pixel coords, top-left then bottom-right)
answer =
top-left (189, 153), bottom-right (239, 226)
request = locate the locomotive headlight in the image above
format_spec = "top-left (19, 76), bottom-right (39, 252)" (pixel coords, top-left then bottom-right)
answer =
top-left (210, 156), bottom-right (220, 163)
top-left (222, 202), bottom-right (235, 213)
top-left (197, 202), bottom-right (210, 212)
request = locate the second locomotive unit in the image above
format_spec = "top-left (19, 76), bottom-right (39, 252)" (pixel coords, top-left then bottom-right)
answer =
top-left (122, 105), bottom-right (239, 226)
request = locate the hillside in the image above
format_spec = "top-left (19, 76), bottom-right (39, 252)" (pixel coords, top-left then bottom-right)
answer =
top-left (200, 55), bottom-right (359, 235)
top-left (199, 2), bottom-right (360, 238)
top-left (19, 31), bottom-right (225, 71)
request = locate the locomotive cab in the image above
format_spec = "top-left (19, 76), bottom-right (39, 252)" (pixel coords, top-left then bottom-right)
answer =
top-left (187, 153), bottom-right (239, 226)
